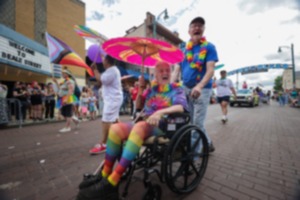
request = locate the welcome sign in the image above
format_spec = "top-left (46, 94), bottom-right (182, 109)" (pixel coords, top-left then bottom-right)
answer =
top-left (0, 35), bottom-right (51, 73)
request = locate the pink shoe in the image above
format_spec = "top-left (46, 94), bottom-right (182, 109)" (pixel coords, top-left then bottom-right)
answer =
top-left (89, 144), bottom-right (106, 155)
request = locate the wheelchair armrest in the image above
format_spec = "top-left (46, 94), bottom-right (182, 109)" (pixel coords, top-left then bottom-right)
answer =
top-left (162, 112), bottom-right (190, 123)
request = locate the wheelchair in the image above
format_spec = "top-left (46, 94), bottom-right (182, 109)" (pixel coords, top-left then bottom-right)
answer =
top-left (81, 112), bottom-right (209, 200)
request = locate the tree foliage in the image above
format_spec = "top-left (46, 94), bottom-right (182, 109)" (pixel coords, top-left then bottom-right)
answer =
top-left (273, 76), bottom-right (282, 91)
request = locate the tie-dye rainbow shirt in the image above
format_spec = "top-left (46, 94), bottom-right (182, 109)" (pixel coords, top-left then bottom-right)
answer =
top-left (142, 82), bottom-right (188, 116)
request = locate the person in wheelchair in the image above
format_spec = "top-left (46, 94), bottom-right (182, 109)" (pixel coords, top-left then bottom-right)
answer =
top-left (76, 61), bottom-right (189, 200)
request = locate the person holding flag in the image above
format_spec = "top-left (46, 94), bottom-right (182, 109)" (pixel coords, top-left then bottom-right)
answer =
top-left (52, 68), bottom-right (80, 132)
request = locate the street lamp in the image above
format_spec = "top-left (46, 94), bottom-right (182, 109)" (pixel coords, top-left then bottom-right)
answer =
top-left (278, 43), bottom-right (296, 89)
top-left (153, 9), bottom-right (169, 39)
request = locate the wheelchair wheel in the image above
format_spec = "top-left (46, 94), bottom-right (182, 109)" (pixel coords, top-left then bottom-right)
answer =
top-left (163, 125), bottom-right (209, 194)
top-left (142, 184), bottom-right (162, 200)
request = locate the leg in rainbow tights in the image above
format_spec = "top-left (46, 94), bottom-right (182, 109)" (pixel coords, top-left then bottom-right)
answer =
top-left (101, 121), bottom-right (163, 186)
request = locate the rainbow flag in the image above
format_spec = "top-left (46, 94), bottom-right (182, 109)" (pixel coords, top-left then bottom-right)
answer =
top-left (74, 25), bottom-right (106, 43)
top-left (45, 32), bottom-right (94, 76)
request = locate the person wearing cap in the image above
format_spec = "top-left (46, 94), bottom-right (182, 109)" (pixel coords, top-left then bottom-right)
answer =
top-left (89, 55), bottom-right (123, 154)
top-left (215, 70), bottom-right (236, 123)
top-left (171, 16), bottom-right (218, 153)
top-left (53, 69), bottom-right (79, 132)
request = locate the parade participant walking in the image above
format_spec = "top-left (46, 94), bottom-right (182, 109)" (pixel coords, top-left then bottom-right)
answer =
top-left (89, 55), bottom-right (123, 154)
top-left (171, 16), bottom-right (218, 152)
top-left (76, 61), bottom-right (188, 200)
top-left (215, 70), bottom-right (236, 124)
top-left (53, 69), bottom-right (79, 132)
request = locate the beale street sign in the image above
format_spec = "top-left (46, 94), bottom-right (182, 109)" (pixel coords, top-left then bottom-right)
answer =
top-left (0, 35), bottom-right (51, 73)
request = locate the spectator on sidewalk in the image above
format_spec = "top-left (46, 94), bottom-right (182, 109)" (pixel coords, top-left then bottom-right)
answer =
top-left (30, 81), bottom-right (43, 121)
top-left (290, 89), bottom-right (298, 107)
top-left (266, 90), bottom-right (271, 104)
top-left (130, 81), bottom-right (139, 119)
top-left (44, 82), bottom-right (56, 120)
top-left (0, 82), bottom-right (9, 125)
top-left (80, 87), bottom-right (89, 121)
top-left (13, 82), bottom-right (29, 121)
top-left (88, 88), bottom-right (97, 120)
top-left (120, 84), bottom-right (130, 115)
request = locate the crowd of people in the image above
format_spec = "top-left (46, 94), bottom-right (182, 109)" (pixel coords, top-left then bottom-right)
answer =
top-left (9, 81), bottom-right (58, 122)
top-left (274, 88), bottom-right (300, 107)
top-left (0, 71), bottom-right (145, 128)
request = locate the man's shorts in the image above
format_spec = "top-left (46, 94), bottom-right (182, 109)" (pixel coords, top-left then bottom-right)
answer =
top-left (61, 104), bottom-right (73, 117)
top-left (217, 96), bottom-right (230, 103)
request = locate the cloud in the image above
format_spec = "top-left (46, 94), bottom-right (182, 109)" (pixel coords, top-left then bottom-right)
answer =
top-left (100, 0), bottom-right (120, 7)
top-left (87, 11), bottom-right (104, 21)
top-left (264, 52), bottom-right (291, 62)
top-left (244, 74), bottom-right (262, 81)
top-left (237, 0), bottom-right (298, 14)
top-left (243, 70), bottom-right (283, 89)
top-left (164, 0), bottom-right (199, 26)
top-left (281, 15), bottom-right (300, 24)
top-left (237, 0), bottom-right (300, 24)
top-left (86, 10), bottom-right (122, 21)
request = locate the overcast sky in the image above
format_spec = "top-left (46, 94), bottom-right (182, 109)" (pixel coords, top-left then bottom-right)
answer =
top-left (81, 0), bottom-right (300, 90)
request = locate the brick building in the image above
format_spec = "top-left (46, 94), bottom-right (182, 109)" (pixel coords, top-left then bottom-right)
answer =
top-left (0, 0), bottom-right (86, 95)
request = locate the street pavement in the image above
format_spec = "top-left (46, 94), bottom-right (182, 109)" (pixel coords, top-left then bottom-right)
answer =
top-left (0, 102), bottom-right (300, 200)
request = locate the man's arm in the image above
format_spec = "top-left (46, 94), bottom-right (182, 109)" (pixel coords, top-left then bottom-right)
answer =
top-left (171, 64), bottom-right (180, 83)
top-left (195, 61), bottom-right (215, 90)
top-left (146, 105), bottom-right (184, 126)
top-left (154, 104), bottom-right (184, 115)
top-left (230, 87), bottom-right (237, 99)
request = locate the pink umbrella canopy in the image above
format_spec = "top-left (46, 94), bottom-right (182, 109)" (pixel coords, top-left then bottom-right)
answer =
top-left (102, 37), bottom-right (184, 72)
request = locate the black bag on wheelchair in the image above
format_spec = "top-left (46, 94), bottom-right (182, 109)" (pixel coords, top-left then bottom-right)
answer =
top-left (158, 112), bottom-right (190, 137)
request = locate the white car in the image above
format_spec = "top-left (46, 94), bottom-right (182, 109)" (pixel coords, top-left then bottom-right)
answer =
top-left (230, 89), bottom-right (259, 107)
